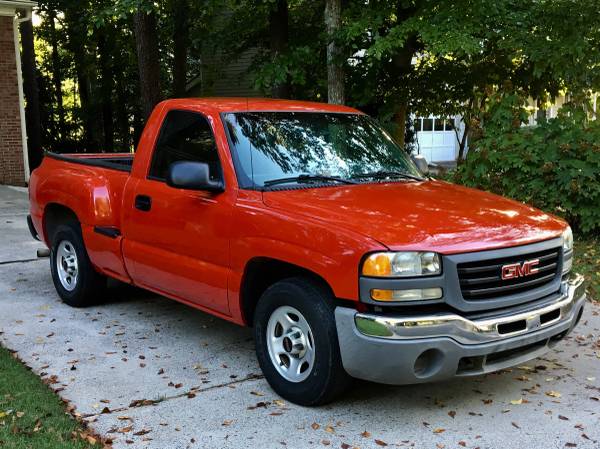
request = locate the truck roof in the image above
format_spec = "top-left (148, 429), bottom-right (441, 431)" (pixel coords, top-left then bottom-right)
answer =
top-left (157, 97), bottom-right (361, 114)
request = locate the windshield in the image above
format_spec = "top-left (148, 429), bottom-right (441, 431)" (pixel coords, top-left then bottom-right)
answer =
top-left (223, 112), bottom-right (423, 189)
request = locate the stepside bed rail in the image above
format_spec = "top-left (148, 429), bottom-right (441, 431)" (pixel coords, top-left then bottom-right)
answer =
top-left (45, 152), bottom-right (134, 173)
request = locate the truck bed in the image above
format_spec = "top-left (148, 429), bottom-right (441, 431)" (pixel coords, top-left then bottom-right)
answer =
top-left (46, 152), bottom-right (134, 172)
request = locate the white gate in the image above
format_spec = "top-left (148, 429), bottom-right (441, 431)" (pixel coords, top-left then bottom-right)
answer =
top-left (415, 117), bottom-right (457, 163)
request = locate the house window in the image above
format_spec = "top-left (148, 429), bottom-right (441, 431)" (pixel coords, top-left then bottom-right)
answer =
top-left (422, 118), bottom-right (433, 131)
top-left (434, 118), bottom-right (444, 131)
top-left (445, 119), bottom-right (454, 131)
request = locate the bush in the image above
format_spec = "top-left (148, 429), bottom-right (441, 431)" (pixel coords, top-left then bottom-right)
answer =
top-left (454, 102), bottom-right (600, 234)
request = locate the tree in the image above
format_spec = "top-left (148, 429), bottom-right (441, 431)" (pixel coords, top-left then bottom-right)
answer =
top-left (47, 5), bottom-right (65, 138)
top-left (171, 0), bottom-right (189, 97)
top-left (133, 9), bottom-right (162, 119)
top-left (269, 0), bottom-right (291, 98)
top-left (324, 0), bottom-right (344, 104)
top-left (19, 19), bottom-right (43, 170)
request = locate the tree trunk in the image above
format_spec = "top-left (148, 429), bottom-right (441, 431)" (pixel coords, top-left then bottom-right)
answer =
top-left (390, 42), bottom-right (414, 147)
top-left (64, 5), bottom-right (103, 151)
top-left (171, 0), bottom-right (188, 97)
top-left (392, 103), bottom-right (408, 147)
top-left (325, 0), bottom-right (344, 104)
top-left (457, 122), bottom-right (470, 161)
top-left (134, 10), bottom-right (162, 119)
top-left (48, 9), bottom-right (65, 137)
top-left (269, 0), bottom-right (290, 99)
top-left (19, 19), bottom-right (42, 171)
top-left (98, 31), bottom-right (114, 150)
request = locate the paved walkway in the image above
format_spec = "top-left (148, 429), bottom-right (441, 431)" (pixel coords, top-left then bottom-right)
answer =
top-left (0, 185), bottom-right (599, 449)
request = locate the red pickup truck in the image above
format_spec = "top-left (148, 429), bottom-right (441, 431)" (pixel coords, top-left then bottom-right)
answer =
top-left (28, 98), bottom-right (586, 405)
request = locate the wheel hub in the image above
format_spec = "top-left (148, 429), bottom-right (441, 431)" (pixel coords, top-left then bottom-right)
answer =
top-left (282, 327), bottom-right (307, 357)
top-left (56, 240), bottom-right (79, 292)
top-left (266, 306), bottom-right (315, 383)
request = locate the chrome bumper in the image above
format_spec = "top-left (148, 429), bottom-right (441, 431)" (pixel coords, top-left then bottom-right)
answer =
top-left (354, 274), bottom-right (586, 345)
top-left (335, 273), bottom-right (586, 385)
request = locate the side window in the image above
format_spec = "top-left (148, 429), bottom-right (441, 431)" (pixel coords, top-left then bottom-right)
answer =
top-left (149, 110), bottom-right (222, 181)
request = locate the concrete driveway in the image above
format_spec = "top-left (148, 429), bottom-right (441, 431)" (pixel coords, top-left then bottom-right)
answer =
top-left (0, 185), bottom-right (599, 449)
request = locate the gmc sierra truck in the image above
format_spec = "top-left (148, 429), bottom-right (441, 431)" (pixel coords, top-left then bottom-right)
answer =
top-left (28, 98), bottom-right (586, 405)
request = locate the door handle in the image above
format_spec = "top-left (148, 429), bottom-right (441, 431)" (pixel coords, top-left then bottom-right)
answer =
top-left (135, 194), bottom-right (152, 211)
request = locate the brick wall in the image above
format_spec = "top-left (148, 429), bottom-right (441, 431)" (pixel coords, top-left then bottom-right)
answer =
top-left (0, 15), bottom-right (26, 186)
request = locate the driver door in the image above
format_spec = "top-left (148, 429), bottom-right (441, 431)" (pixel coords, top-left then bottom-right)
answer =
top-left (122, 109), bottom-right (232, 315)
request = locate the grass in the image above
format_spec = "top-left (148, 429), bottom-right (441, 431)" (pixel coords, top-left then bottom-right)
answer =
top-left (0, 346), bottom-right (98, 449)
top-left (573, 236), bottom-right (599, 301)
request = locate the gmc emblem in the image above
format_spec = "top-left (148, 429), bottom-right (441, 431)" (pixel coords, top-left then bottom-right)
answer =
top-left (501, 259), bottom-right (540, 280)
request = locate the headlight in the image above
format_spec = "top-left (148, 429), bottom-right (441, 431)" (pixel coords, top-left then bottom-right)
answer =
top-left (562, 226), bottom-right (574, 274)
top-left (362, 251), bottom-right (441, 277)
top-left (562, 226), bottom-right (573, 252)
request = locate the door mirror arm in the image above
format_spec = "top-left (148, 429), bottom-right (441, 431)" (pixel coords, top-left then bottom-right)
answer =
top-left (166, 161), bottom-right (225, 192)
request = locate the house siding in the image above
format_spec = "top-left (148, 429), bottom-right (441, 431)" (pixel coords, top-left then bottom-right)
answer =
top-left (188, 48), bottom-right (260, 98)
top-left (0, 15), bottom-right (25, 186)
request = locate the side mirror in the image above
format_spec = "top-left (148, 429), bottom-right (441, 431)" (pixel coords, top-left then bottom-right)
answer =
top-left (411, 154), bottom-right (429, 176)
top-left (166, 161), bottom-right (224, 192)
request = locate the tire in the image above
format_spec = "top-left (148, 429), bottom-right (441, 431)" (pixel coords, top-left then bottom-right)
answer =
top-left (254, 277), bottom-right (351, 406)
top-left (49, 221), bottom-right (106, 307)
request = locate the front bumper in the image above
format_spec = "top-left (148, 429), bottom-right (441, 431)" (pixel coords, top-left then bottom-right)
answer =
top-left (335, 274), bottom-right (586, 385)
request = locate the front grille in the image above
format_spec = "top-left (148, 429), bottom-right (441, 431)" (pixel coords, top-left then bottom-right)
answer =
top-left (457, 247), bottom-right (560, 300)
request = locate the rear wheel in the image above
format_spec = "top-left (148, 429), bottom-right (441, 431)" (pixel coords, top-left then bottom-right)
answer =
top-left (50, 222), bottom-right (106, 307)
top-left (254, 277), bottom-right (351, 405)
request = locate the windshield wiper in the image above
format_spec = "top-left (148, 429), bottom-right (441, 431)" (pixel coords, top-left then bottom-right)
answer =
top-left (263, 174), bottom-right (358, 188)
top-left (352, 170), bottom-right (425, 182)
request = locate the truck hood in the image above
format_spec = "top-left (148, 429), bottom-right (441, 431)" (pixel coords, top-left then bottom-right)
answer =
top-left (262, 180), bottom-right (566, 254)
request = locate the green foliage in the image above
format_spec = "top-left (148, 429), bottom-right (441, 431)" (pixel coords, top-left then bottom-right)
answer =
top-left (454, 96), bottom-right (600, 234)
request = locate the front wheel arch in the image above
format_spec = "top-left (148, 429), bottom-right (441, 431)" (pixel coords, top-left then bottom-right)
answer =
top-left (239, 257), bottom-right (336, 326)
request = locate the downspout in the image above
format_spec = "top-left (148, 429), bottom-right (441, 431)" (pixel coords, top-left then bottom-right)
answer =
top-left (14, 8), bottom-right (32, 184)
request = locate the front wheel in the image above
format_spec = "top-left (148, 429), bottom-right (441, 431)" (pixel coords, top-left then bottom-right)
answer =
top-left (254, 277), bottom-right (351, 406)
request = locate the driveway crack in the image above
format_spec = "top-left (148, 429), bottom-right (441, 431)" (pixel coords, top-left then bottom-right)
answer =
top-left (0, 258), bottom-right (40, 265)
top-left (81, 373), bottom-right (264, 418)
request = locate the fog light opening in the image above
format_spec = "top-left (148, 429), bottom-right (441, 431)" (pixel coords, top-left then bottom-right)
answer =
top-left (413, 348), bottom-right (444, 379)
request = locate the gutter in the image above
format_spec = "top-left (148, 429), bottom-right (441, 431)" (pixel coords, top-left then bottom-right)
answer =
top-left (11, 5), bottom-right (34, 184)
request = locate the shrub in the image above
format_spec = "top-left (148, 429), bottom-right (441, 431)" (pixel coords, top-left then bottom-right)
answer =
top-left (454, 102), bottom-right (600, 235)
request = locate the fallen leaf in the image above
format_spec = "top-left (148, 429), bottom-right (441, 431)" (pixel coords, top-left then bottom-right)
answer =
top-left (558, 415), bottom-right (569, 421)
top-left (360, 430), bottom-right (371, 437)
top-left (374, 439), bottom-right (388, 446)
top-left (250, 391), bottom-right (265, 396)
top-left (512, 422), bottom-right (520, 429)
top-left (448, 411), bottom-right (456, 418)
top-left (433, 428), bottom-right (446, 434)
top-left (311, 423), bottom-right (320, 430)
top-left (321, 440), bottom-right (330, 446)
top-left (510, 398), bottom-right (523, 405)
top-left (546, 391), bottom-right (562, 398)
top-left (325, 426), bottom-right (335, 434)
top-left (133, 428), bottom-right (151, 436)
top-left (222, 420), bottom-right (233, 426)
